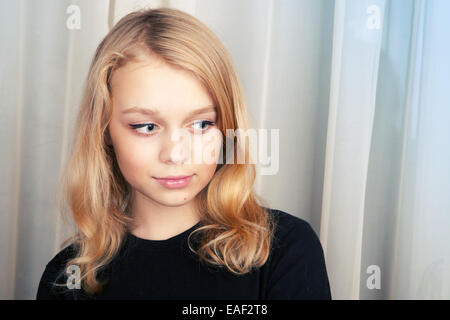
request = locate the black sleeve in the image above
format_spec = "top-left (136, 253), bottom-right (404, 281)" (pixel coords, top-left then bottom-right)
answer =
top-left (265, 218), bottom-right (332, 300)
top-left (36, 244), bottom-right (80, 300)
top-left (36, 264), bottom-right (65, 300)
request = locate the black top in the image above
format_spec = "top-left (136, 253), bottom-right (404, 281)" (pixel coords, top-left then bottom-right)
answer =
top-left (36, 209), bottom-right (332, 300)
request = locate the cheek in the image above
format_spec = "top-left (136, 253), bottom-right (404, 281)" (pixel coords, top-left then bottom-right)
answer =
top-left (110, 132), bottom-right (155, 181)
top-left (194, 163), bottom-right (218, 187)
top-left (194, 136), bottom-right (222, 181)
top-left (113, 147), bottom-right (144, 183)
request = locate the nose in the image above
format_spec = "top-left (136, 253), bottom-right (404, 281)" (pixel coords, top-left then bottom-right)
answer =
top-left (159, 127), bottom-right (191, 165)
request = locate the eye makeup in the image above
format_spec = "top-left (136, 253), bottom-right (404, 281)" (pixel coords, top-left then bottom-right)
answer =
top-left (129, 120), bottom-right (215, 137)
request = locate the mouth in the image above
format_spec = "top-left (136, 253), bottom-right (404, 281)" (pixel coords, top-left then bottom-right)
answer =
top-left (153, 175), bottom-right (194, 189)
top-left (155, 175), bottom-right (193, 180)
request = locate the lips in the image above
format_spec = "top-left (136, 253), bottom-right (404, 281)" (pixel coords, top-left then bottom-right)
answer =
top-left (154, 175), bottom-right (194, 189)
top-left (156, 175), bottom-right (193, 180)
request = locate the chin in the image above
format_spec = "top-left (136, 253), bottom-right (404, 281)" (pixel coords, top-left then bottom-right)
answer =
top-left (157, 196), bottom-right (193, 207)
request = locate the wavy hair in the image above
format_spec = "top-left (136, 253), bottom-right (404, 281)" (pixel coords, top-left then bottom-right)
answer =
top-left (57, 7), bottom-right (277, 295)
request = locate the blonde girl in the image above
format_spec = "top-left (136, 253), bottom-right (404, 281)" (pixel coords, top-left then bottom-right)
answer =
top-left (36, 7), bottom-right (331, 300)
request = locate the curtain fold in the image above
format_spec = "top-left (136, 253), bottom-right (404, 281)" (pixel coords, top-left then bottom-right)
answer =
top-left (320, 0), bottom-right (387, 299)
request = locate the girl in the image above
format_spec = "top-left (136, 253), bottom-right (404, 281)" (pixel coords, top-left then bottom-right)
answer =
top-left (36, 7), bottom-right (331, 300)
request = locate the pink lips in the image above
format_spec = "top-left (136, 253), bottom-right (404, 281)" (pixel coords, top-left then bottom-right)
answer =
top-left (154, 175), bottom-right (193, 189)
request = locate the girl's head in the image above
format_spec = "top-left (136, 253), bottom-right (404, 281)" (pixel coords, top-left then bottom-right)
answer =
top-left (60, 7), bottom-right (275, 295)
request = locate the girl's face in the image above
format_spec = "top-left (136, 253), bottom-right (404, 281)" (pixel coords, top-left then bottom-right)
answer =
top-left (107, 50), bottom-right (222, 208)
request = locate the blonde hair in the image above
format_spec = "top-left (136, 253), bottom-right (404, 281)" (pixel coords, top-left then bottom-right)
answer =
top-left (57, 7), bottom-right (277, 295)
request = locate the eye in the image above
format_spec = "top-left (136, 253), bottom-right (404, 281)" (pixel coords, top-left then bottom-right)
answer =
top-left (192, 120), bottom-right (215, 132)
top-left (129, 123), bottom-right (158, 136)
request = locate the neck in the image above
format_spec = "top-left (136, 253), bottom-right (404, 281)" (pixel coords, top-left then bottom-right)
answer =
top-left (129, 190), bottom-right (201, 241)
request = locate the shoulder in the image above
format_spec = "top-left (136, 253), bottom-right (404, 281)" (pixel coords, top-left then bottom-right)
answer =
top-left (266, 208), bottom-right (320, 248)
top-left (44, 243), bottom-right (79, 273)
top-left (36, 243), bottom-right (79, 300)
top-left (262, 207), bottom-right (332, 299)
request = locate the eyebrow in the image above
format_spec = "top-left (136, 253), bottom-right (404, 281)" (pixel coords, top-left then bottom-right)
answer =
top-left (121, 105), bottom-right (217, 118)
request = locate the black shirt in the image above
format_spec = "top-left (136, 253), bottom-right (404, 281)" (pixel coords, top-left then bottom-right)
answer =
top-left (36, 209), bottom-right (332, 300)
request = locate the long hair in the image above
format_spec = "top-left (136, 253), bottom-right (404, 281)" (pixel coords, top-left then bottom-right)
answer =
top-left (58, 7), bottom-right (277, 295)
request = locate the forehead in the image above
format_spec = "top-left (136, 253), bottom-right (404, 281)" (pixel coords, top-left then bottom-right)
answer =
top-left (110, 50), bottom-right (213, 116)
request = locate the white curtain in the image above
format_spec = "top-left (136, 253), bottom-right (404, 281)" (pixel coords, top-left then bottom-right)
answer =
top-left (1, 0), bottom-right (449, 300)
top-left (320, 0), bottom-right (450, 299)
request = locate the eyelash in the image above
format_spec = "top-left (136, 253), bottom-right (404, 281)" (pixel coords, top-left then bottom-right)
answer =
top-left (129, 120), bottom-right (216, 137)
